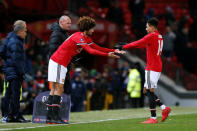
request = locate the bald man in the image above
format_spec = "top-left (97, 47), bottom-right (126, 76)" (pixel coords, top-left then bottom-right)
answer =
top-left (49, 15), bottom-right (71, 57)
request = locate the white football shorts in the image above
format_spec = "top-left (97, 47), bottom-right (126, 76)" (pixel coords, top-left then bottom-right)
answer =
top-left (144, 70), bottom-right (161, 89)
top-left (48, 59), bottom-right (67, 84)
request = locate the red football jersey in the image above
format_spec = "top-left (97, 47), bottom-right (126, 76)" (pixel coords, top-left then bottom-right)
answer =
top-left (51, 32), bottom-right (115, 67)
top-left (123, 31), bottom-right (163, 72)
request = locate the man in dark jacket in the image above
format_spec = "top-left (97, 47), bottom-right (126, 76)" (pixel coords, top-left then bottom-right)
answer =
top-left (48, 16), bottom-right (71, 57)
top-left (71, 73), bottom-right (86, 112)
top-left (46, 15), bottom-right (72, 123)
top-left (0, 20), bottom-right (29, 122)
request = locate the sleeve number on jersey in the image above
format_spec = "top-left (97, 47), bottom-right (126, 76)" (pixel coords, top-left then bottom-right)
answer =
top-left (157, 38), bottom-right (163, 56)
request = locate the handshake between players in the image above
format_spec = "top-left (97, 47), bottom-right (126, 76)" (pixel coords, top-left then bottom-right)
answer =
top-left (108, 48), bottom-right (126, 58)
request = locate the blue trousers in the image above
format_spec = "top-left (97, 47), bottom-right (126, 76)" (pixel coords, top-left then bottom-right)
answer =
top-left (4, 78), bottom-right (22, 118)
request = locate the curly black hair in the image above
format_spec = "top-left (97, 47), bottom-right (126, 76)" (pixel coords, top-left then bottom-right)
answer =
top-left (77, 16), bottom-right (96, 32)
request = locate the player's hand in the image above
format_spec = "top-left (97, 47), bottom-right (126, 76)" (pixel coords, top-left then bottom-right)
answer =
top-left (115, 49), bottom-right (126, 54)
top-left (108, 52), bottom-right (120, 58)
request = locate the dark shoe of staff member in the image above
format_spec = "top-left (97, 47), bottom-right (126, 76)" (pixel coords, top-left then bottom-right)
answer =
top-left (6, 115), bottom-right (31, 123)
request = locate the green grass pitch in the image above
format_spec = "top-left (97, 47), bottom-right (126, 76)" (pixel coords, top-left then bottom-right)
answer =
top-left (1, 107), bottom-right (197, 131)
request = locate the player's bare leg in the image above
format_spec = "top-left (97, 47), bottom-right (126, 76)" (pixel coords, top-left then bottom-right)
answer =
top-left (54, 83), bottom-right (64, 96)
top-left (150, 88), bottom-right (154, 92)
top-left (49, 84), bottom-right (55, 96)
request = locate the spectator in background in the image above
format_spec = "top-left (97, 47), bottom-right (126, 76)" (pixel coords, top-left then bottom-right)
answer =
top-left (71, 73), bottom-right (86, 112)
top-left (111, 68), bottom-right (124, 109)
top-left (127, 64), bottom-right (141, 108)
top-left (26, 77), bottom-right (35, 93)
top-left (174, 26), bottom-right (189, 64)
top-left (106, 0), bottom-right (124, 29)
top-left (0, 0), bottom-right (7, 32)
top-left (98, 0), bottom-right (110, 8)
top-left (188, 0), bottom-right (197, 17)
top-left (129, 0), bottom-right (145, 20)
top-left (177, 15), bottom-right (190, 32)
top-left (35, 70), bottom-right (46, 93)
top-left (34, 40), bottom-right (48, 58)
top-left (146, 8), bottom-right (155, 20)
top-left (129, 0), bottom-right (145, 28)
top-left (101, 68), bottom-right (112, 110)
top-left (175, 18), bottom-right (197, 72)
top-left (90, 72), bottom-right (105, 110)
top-left (120, 61), bottom-right (129, 89)
top-left (25, 48), bottom-right (34, 76)
top-left (132, 16), bottom-right (146, 39)
top-left (189, 16), bottom-right (197, 42)
top-left (0, 20), bottom-right (30, 122)
top-left (163, 26), bottom-right (176, 58)
top-left (163, 6), bottom-right (176, 26)
top-left (33, 55), bottom-right (44, 73)
top-left (120, 62), bottom-right (130, 108)
top-left (86, 69), bottom-right (97, 111)
top-left (68, 0), bottom-right (86, 16)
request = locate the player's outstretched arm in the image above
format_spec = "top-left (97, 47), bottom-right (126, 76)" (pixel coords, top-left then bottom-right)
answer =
top-left (81, 44), bottom-right (108, 56)
top-left (81, 44), bottom-right (120, 58)
top-left (123, 34), bottom-right (152, 49)
top-left (89, 43), bottom-right (115, 53)
top-left (91, 43), bottom-right (126, 54)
